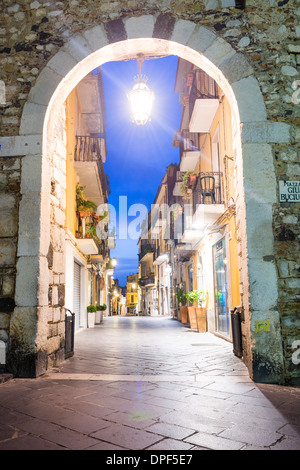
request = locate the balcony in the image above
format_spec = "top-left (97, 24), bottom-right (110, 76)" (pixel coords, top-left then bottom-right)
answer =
top-left (107, 234), bottom-right (115, 250)
top-left (175, 172), bottom-right (225, 245)
top-left (75, 215), bottom-right (111, 258)
top-left (189, 99), bottom-right (219, 133)
top-left (192, 172), bottom-right (223, 207)
top-left (139, 274), bottom-right (155, 287)
top-left (188, 70), bottom-right (219, 133)
top-left (90, 238), bottom-right (110, 262)
top-left (139, 243), bottom-right (155, 262)
top-left (76, 237), bottom-right (98, 255)
top-left (173, 171), bottom-right (185, 197)
top-left (179, 130), bottom-right (201, 172)
top-left (153, 246), bottom-right (169, 265)
top-left (74, 135), bottom-right (108, 206)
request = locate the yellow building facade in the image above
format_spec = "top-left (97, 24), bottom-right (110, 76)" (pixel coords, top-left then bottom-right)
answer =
top-left (126, 274), bottom-right (139, 315)
top-left (64, 70), bottom-right (113, 329)
top-left (171, 58), bottom-right (241, 338)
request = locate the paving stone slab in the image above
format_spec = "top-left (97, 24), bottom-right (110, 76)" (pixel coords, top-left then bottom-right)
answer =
top-left (90, 423), bottom-right (163, 450)
top-left (145, 422), bottom-right (196, 440)
top-left (184, 431), bottom-right (245, 450)
top-left (1, 317), bottom-right (300, 451)
top-left (147, 438), bottom-right (194, 450)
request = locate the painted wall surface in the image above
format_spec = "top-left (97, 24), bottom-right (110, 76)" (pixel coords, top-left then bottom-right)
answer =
top-left (65, 89), bottom-right (80, 237)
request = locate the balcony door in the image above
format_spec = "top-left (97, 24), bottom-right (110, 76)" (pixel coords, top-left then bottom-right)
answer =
top-left (213, 237), bottom-right (230, 337)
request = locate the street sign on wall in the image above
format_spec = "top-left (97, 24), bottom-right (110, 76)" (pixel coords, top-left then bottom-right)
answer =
top-left (279, 181), bottom-right (300, 202)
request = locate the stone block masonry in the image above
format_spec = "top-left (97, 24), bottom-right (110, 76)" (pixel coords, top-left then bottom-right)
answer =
top-left (0, 0), bottom-right (299, 383)
top-left (0, 157), bottom-right (22, 365)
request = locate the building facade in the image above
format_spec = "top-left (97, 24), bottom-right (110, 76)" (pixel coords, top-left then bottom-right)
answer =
top-left (138, 235), bottom-right (157, 316)
top-left (64, 70), bottom-right (113, 332)
top-left (170, 58), bottom-right (241, 342)
top-left (126, 274), bottom-right (139, 315)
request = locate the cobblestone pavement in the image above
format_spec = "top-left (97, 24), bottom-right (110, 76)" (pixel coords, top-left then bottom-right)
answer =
top-left (0, 316), bottom-right (300, 451)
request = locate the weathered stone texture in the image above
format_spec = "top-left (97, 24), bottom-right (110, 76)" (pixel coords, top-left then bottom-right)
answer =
top-left (0, 157), bottom-right (21, 357)
top-left (273, 203), bottom-right (300, 384)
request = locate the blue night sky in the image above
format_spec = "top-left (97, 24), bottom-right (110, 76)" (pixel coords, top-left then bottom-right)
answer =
top-left (101, 55), bottom-right (181, 286)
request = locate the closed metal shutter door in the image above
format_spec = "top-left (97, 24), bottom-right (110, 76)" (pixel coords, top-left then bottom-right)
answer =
top-left (73, 261), bottom-right (81, 328)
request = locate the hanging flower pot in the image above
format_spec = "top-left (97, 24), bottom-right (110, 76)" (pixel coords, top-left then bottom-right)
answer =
top-left (79, 211), bottom-right (90, 218)
top-left (189, 174), bottom-right (197, 186)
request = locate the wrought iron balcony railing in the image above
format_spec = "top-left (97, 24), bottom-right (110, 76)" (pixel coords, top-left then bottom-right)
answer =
top-left (192, 171), bottom-right (223, 208)
top-left (188, 70), bottom-right (218, 120)
top-left (179, 129), bottom-right (200, 156)
top-left (139, 274), bottom-right (155, 287)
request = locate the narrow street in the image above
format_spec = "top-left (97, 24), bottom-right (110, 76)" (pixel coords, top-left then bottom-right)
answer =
top-left (0, 316), bottom-right (299, 451)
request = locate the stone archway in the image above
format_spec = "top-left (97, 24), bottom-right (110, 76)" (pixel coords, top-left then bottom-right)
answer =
top-left (8, 15), bottom-right (286, 382)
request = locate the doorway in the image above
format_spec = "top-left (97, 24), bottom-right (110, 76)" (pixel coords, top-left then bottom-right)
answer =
top-left (213, 237), bottom-right (230, 337)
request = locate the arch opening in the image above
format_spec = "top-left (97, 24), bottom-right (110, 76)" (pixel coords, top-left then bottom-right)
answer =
top-left (11, 26), bottom-right (283, 384)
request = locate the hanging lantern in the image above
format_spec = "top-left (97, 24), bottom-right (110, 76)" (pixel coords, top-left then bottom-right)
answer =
top-left (127, 54), bottom-right (155, 126)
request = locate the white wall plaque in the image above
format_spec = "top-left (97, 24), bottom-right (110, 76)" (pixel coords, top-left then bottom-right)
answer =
top-left (279, 180), bottom-right (300, 202)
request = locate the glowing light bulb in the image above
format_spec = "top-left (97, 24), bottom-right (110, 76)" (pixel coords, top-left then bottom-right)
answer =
top-left (127, 54), bottom-right (155, 126)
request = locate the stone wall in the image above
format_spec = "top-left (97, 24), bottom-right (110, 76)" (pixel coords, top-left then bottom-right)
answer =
top-left (0, 0), bottom-right (299, 383)
top-left (46, 103), bottom-right (67, 369)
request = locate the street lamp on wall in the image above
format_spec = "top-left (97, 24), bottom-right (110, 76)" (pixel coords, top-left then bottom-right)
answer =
top-left (127, 54), bottom-right (155, 126)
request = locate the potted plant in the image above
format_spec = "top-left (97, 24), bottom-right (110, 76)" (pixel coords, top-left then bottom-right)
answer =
top-left (87, 304), bottom-right (97, 328)
top-left (175, 288), bottom-right (188, 324)
top-left (96, 305), bottom-right (105, 324)
top-left (101, 303), bottom-right (107, 317)
top-left (186, 289), bottom-right (208, 332)
top-left (76, 183), bottom-right (85, 200)
top-left (85, 223), bottom-right (96, 239)
top-left (185, 290), bottom-right (198, 329)
top-left (189, 172), bottom-right (197, 186)
top-left (180, 171), bottom-right (198, 198)
top-left (77, 199), bottom-right (98, 218)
